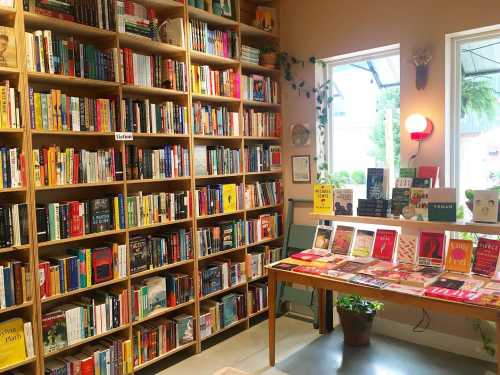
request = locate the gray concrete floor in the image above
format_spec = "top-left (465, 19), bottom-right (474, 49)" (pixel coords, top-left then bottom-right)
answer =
top-left (153, 316), bottom-right (496, 375)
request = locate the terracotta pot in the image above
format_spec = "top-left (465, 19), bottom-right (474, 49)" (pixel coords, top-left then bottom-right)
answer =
top-left (337, 307), bottom-right (375, 346)
top-left (260, 52), bottom-right (277, 69)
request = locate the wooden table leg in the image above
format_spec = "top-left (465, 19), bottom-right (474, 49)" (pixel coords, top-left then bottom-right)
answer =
top-left (497, 313), bottom-right (500, 375)
top-left (318, 288), bottom-right (326, 334)
top-left (268, 269), bottom-right (277, 367)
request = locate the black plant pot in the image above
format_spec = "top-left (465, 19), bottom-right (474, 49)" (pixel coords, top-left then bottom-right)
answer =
top-left (337, 307), bottom-right (376, 346)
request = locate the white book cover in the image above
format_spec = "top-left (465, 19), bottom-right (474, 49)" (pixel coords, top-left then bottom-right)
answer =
top-left (396, 234), bottom-right (418, 264)
top-left (23, 321), bottom-right (34, 358)
top-left (0, 266), bottom-right (5, 309)
top-left (473, 190), bottom-right (499, 223)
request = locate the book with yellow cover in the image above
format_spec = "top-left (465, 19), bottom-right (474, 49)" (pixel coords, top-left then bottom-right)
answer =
top-left (223, 183), bottom-right (237, 212)
top-left (313, 184), bottom-right (334, 213)
top-left (0, 318), bottom-right (27, 368)
top-left (445, 239), bottom-right (473, 273)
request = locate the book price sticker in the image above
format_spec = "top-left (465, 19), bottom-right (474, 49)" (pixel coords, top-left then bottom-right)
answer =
top-left (115, 132), bottom-right (133, 141)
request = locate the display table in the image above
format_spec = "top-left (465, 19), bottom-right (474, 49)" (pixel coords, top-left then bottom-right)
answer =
top-left (267, 212), bottom-right (500, 374)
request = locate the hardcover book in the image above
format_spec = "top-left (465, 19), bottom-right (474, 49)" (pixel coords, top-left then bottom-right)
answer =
top-left (0, 318), bottom-right (26, 368)
top-left (400, 266), bottom-right (442, 288)
top-left (417, 166), bottom-right (440, 188)
top-left (222, 184), bottom-right (237, 212)
top-left (472, 190), bottom-right (499, 223)
top-left (194, 145), bottom-right (207, 176)
top-left (399, 168), bottom-right (417, 178)
top-left (312, 225), bottom-right (334, 251)
top-left (366, 168), bottom-right (389, 200)
top-left (410, 188), bottom-right (429, 220)
top-left (428, 188), bottom-right (457, 222)
top-left (396, 234), bottom-right (418, 264)
top-left (91, 246), bottom-right (113, 284)
top-left (42, 310), bottom-right (67, 353)
top-left (391, 188), bottom-right (410, 218)
top-left (444, 239), bottom-right (473, 274)
top-left (430, 277), bottom-right (465, 290)
top-left (272, 262), bottom-right (298, 271)
top-left (331, 225), bottom-right (355, 255)
top-left (418, 232), bottom-right (445, 267)
top-left (0, 27), bottom-right (16, 68)
top-left (472, 238), bottom-right (500, 277)
top-left (334, 188), bottom-right (353, 215)
top-left (372, 229), bottom-right (398, 261)
top-left (313, 184), bottom-right (334, 214)
top-left (351, 229), bottom-right (375, 257)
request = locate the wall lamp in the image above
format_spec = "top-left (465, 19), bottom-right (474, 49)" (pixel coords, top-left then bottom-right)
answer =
top-left (405, 113), bottom-right (434, 141)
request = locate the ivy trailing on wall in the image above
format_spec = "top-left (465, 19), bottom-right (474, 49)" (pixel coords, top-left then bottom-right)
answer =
top-left (279, 53), bottom-right (333, 182)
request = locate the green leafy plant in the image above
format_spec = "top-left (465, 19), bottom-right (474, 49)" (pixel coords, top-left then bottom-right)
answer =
top-left (472, 319), bottom-right (496, 356)
top-left (336, 294), bottom-right (384, 316)
top-left (351, 170), bottom-right (366, 185)
top-left (461, 76), bottom-right (496, 120)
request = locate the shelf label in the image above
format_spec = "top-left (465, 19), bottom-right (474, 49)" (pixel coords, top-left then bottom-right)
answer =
top-left (115, 132), bottom-right (133, 141)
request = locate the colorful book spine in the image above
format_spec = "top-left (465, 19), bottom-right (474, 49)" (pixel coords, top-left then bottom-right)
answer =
top-left (0, 80), bottom-right (21, 129)
top-left (242, 74), bottom-right (279, 103)
top-left (189, 19), bottom-right (239, 59)
top-left (0, 147), bottom-right (25, 189)
top-left (197, 220), bottom-right (246, 257)
top-left (244, 180), bottom-right (283, 209)
top-left (192, 102), bottom-right (239, 136)
top-left (244, 144), bottom-right (281, 172)
top-left (195, 183), bottom-right (244, 217)
top-left (244, 109), bottom-right (281, 137)
top-left (190, 64), bottom-right (240, 98)
top-left (245, 213), bottom-right (283, 245)
top-left (0, 203), bottom-right (29, 247)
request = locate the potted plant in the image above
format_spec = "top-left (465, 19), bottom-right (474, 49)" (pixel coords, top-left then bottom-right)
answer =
top-left (336, 294), bottom-right (383, 346)
top-left (260, 46), bottom-right (278, 69)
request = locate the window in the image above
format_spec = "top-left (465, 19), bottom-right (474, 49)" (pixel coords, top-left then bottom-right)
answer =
top-left (323, 45), bottom-right (400, 199)
top-left (447, 28), bottom-right (500, 219)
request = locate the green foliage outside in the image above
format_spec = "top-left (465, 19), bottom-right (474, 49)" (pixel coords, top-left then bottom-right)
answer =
top-left (461, 76), bottom-right (497, 120)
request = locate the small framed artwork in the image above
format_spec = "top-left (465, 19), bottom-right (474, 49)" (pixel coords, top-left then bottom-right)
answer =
top-left (312, 225), bottom-right (335, 251)
top-left (292, 155), bottom-right (310, 183)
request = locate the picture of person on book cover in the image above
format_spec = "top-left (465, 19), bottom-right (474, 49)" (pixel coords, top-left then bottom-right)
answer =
top-left (0, 27), bottom-right (16, 68)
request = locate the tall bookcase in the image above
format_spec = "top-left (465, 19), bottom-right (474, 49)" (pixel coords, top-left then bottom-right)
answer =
top-left (0, 0), bottom-right (283, 373)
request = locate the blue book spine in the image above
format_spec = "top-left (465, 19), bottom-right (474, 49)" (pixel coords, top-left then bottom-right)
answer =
top-left (58, 259), bottom-right (65, 293)
top-left (79, 249), bottom-right (86, 288)
top-left (118, 193), bottom-right (125, 229)
top-left (3, 267), bottom-right (12, 307)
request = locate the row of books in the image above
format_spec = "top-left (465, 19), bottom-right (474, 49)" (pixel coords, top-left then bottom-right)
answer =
top-left (195, 183), bottom-right (244, 217)
top-left (199, 259), bottom-right (246, 297)
top-left (194, 145), bottom-right (241, 176)
top-left (42, 289), bottom-right (129, 354)
top-left (44, 338), bottom-right (132, 375)
top-left (0, 80), bottom-right (21, 129)
top-left (129, 230), bottom-right (193, 274)
top-left (132, 314), bottom-right (194, 367)
top-left (0, 318), bottom-right (34, 370)
top-left (33, 146), bottom-right (123, 187)
top-left (117, 0), bottom-right (158, 39)
top-left (125, 144), bottom-right (190, 181)
top-left (244, 180), bottom-right (283, 209)
top-left (192, 102), bottom-right (239, 136)
top-left (241, 45), bottom-right (260, 65)
top-left (131, 273), bottom-right (193, 321)
top-left (197, 220), bottom-right (245, 257)
top-left (121, 49), bottom-right (187, 90)
top-left (0, 260), bottom-right (32, 309)
top-left (200, 293), bottom-right (246, 339)
top-left (126, 191), bottom-right (191, 229)
top-left (36, 196), bottom-right (125, 242)
top-left (25, 0), bottom-right (117, 31)
top-left (189, 19), bottom-right (239, 59)
top-left (243, 110), bottom-right (281, 138)
top-left (191, 65), bottom-right (240, 98)
top-left (121, 98), bottom-right (188, 134)
top-left (242, 74), bottom-right (279, 104)
top-left (0, 147), bottom-right (25, 189)
top-left (248, 283), bottom-right (268, 314)
top-left (0, 203), bottom-right (29, 247)
top-left (245, 213), bottom-right (283, 245)
top-left (29, 88), bottom-right (118, 132)
top-left (246, 246), bottom-right (282, 280)
top-left (38, 244), bottom-right (127, 299)
top-left (25, 31), bottom-right (117, 81)
top-left (244, 144), bottom-right (281, 172)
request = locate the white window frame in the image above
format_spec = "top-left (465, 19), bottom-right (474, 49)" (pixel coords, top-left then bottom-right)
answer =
top-left (445, 24), bottom-right (500, 193)
top-left (320, 44), bottom-right (400, 174)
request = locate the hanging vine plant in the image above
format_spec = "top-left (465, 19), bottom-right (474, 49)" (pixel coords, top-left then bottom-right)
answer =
top-left (278, 53), bottom-right (333, 183)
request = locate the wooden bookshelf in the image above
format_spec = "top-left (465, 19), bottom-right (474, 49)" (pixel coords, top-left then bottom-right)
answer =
top-left (2, 0), bottom-right (283, 373)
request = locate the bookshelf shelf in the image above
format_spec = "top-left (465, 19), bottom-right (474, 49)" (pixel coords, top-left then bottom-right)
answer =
top-left (187, 6), bottom-right (238, 27)
top-left (200, 318), bottom-right (248, 341)
top-left (35, 181), bottom-right (124, 191)
top-left (0, 128), bottom-right (23, 133)
top-left (194, 135), bottom-right (243, 140)
top-left (37, 229), bottom-right (126, 248)
top-left (0, 301), bottom-right (33, 315)
top-left (242, 100), bottom-right (280, 109)
top-left (248, 275), bottom-right (267, 283)
top-left (118, 33), bottom-right (185, 55)
top-left (239, 23), bottom-right (279, 38)
top-left (196, 210), bottom-right (245, 220)
top-left (248, 307), bottom-right (268, 319)
top-left (126, 176), bottom-right (191, 185)
top-left (198, 245), bottom-right (246, 261)
top-left (191, 93), bottom-right (241, 103)
top-left (27, 72), bottom-right (119, 88)
top-left (121, 84), bottom-right (187, 97)
top-left (127, 218), bottom-right (192, 233)
top-left (0, 186), bottom-right (26, 194)
top-left (31, 130), bottom-right (116, 137)
top-left (0, 5), bottom-right (15, 18)
top-left (0, 244), bottom-right (30, 254)
top-left (40, 277), bottom-right (128, 304)
top-left (244, 136), bottom-right (281, 141)
top-left (0, 65), bottom-right (19, 75)
top-left (0, 356), bottom-right (37, 373)
top-left (199, 282), bottom-right (247, 301)
top-left (130, 259), bottom-right (194, 279)
top-left (134, 0), bottom-right (184, 11)
top-left (133, 341), bottom-right (196, 372)
top-left (43, 325), bottom-right (130, 358)
top-left (190, 50), bottom-right (240, 66)
top-left (247, 236), bottom-right (284, 248)
top-left (132, 300), bottom-right (195, 326)
top-left (245, 203), bottom-right (283, 212)
top-left (131, 132), bottom-right (190, 139)
top-left (195, 173), bottom-right (244, 180)
top-left (245, 170), bottom-right (282, 176)
top-left (240, 61), bottom-right (280, 75)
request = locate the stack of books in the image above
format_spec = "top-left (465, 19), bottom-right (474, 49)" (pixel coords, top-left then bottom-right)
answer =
top-left (192, 102), bottom-right (239, 136)
top-left (244, 109), bottom-right (281, 137)
top-left (25, 31), bottom-right (118, 81)
top-left (36, 196), bottom-right (125, 242)
top-left (0, 147), bottom-right (25, 189)
top-left (197, 220), bottom-right (246, 257)
top-left (241, 45), bottom-right (260, 65)
top-left (32, 146), bottom-right (123, 186)
top-left (126, 191), bottom-right (191, 228)
top-left (129, 230), bottom-right (193, 274)
top-left (0, 203), bottom-right (30, 247)
top-left (0, 260), bottom-right (32, 308)
top-left (0, 80), bottom-right (21, 129)
top-left (244, 180), bottom-right (283, 209)
top-left (195, 183), bottom-right (244, 217)
top-left (246, 213), bottom-right (283, 244)
top-left (29, 88), bottom-right (118, 132)
top-left (125, 144), bottom-right (190, 180)
top-left (242, 74), bottom-right (279, 103)
top-left (244, 144), bottom-right (281, 172)
top-left (194, 145), bottom-right (241, 176)
top-left (199, 260), bottom-right (246, 296)
top-left (121, 98), bottom-right (187, 134)
top-left (190, 65), bottom-right (240, 98)
top-left (248, 283), bottom-right (268, 314)
top-left (189, 19), bottom-right (239, 59)
top-left (357, 199), bottom-right (390, 218)
top-left (117, 0), bottom-right (158, 40)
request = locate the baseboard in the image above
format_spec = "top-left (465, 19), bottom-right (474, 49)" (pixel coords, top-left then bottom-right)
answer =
top-left (372, 318), bottom-right (497, 363)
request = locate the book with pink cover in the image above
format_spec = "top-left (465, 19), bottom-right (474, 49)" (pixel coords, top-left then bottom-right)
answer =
top-left (418, 232), bottom-right (446, 267)
top-left (472, 238), bottom-right (500, 277)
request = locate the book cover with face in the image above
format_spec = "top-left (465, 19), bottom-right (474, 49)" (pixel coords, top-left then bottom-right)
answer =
top-left (372, 229), bottom-right (397, 261)
top-left (331, 225), bottom-right (355, 255)
top-left (444, 239), bottom-right (473, 273)
top-left (0, 27), bottom-right (16, 68)
top-left (418, 232), bottom-right (445, 267)
top-left (473, 190), bottom-right (499, 223)
top-left (312, 225), bottom-right (334, 251)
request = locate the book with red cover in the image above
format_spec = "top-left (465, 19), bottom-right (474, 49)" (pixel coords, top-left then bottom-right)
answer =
top-left (418, 232), bottom-right (445, 267)
top-left (417, 166), bottom-right (439, 188)
top-left (332, 225), bottom-right (355, 255)
top-left (69, 201), bottom-right (83, 237)
top-left (292, 264), bottom-right (336, 275)
top-left (372, 229), bottom-right (398, 261)
top-left (91, 246), bottom-right (113, 284)
top-left (290, 252), bottom-right (322, 262)
top-left (472, 238), bottom-right (500, 277)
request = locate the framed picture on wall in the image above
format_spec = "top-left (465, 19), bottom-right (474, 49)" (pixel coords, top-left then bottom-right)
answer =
top-left (292, 155), bottom-right (311, 183)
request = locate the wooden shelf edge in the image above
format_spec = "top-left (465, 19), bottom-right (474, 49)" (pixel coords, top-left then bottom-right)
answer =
top-left (127, 218), bottom-right (192, 233)
top-left (41, 277), bottom-right (128, 303)
top-left (200, 318), bottom-right (248, 341)
top-left (133, 341), bottom-right (196, 371)
top-left (0, 356), bottom-right (36, 372)
top-left (38, 229), bottom-right (126, 248)
top-left (35, 181), bottom-right (124, 191)
top-left (130, 259), bottom-right (194, 279)
top-left (248, 307), bottom-right (269, 319)
top-left (0, 301), bottom-right (33, 315)
top-left (199, 282), bottom-right (247, 301)
top-left (132, 300), bottom-right (195, 326)
top-left (196, 210), bottom-right (245, 220)
top-left (198, 246), bottom-right (246, 261)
